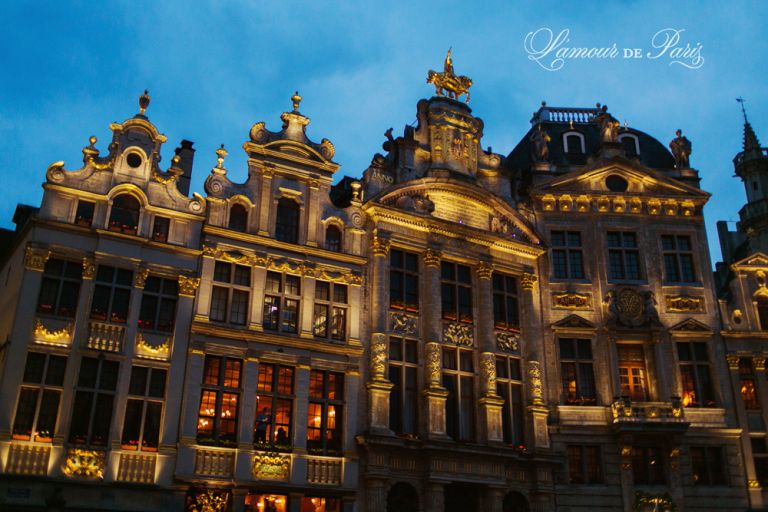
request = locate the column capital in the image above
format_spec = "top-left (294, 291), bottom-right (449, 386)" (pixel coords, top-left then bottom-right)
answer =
top-left (24, 246), bottom-right (50, 271)
top-left (82, 257), bottom-right (96, 279)
top-left (520, 272), bottom-right (537, 291)
top-left (475, 261), bottom-right (494, 280)
top-left (754, 355), bottom-right (767, 372)
top-left (134, 267), bottom-right (150, 289)
top-left (371, 236), bottom-right (391, 256)
top-left (527, 360), bottom-right (545, 406)
top-left (425, 341), bottom-right (443, 389)
top-left (726, 353), bottom-right (741, 370)
top-left (179, 275), bottom-right (201, 297)
top-left (423, 248), bottom-right (441, 268)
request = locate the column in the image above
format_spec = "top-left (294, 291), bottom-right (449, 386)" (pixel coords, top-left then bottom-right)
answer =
top-left (348, 281), bottom-right (362, 346)
top-left (306, 179), bottom-right (320, 247)
top-left (422, 249), bottom-right (449, 440)
top-left (194, 254), bottom-right (215, 321)
top-left (235, 354), bottom-right (260, 481)
top-left (179, 350), bottom-right (206, 443)
top-left (300, 273), bottom-right (316, 339)
top-left (248, 265), bottom-right (267, 331)
top-left (424, 482), bottom-right (445, 512)
top-left (520, 272), bottom-right (549, 449)
top-left (368, 235), bottom-right (393, 435)
top-left (365, 478), bottom-right (388, 512)
top-left (257, 167), bottom-right (274, 236)
top-left (475, 261), bottom-right (504, 443)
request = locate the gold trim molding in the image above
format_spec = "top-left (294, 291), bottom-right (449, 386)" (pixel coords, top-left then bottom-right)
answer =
top-left (552, 292), bottom-right (591, 310)
top-left (33, 319), bottom-right (72, 346)
top-left (665, 295), bottom-right (704, 313)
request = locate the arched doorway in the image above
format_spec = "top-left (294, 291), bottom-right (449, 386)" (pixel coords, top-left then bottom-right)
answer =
top-left (386, 482), bottom-right (418, 512)
top-left (503, 491), bottom-right (529, 512)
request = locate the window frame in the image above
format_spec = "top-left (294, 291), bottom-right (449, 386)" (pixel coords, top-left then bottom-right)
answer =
top-left (559, 338), bottom-right (597, 406)
top-left (677, 341), bottom-right (715, 408)
top-left (209, 261), bottom-right (251, 326)
top-left (567, 445), bottom-right (604, 484)
top-left (138, 275), bottom-right (179, 333)
top-left (550, 230), bottom-right (585, 280)
top-left (151, 215), bottom-right (171, 243)
top-left (36, 258), bottom-right (82, 319)
top-left (442, 346), bottom-right (475, 442)
top-left (661, 234), bottom-right (696, 283)
top-left (197, 355), bottom-right (242, 447)
top-left (388, 337), bottom-right (419, 436)
top-left (120, 365), bottom-right (167, 452)
top-left (307, 370), bottom-right (344, 455)
top-left (75, 199), bottom-right (95, 227)
top-left (492, 272), bottom-right (520, 332)
top-left (263, 271), bottom-right (301, 334)
top-left (228, 203), bottom-right (248, 233)
top-left (89, 265), bottom-right (133, 324)
top-left (255, 363), bottom-right (295, 452)
top-left (68, 356), bottom-right (120, 447)
top-left (607, 231), bottom-right (642, 281)
top-left (389, 249), bottom-right (419, 313)
top-left (313, 280), bottom-right (348, 341)
top-left (690, 446), bottom-right (727, 486)
top-left (631, 446), bottom-right (666, 485)
top-left (12, 351), bottom-right (67, 442)
top-left (325, 224), bottom-right (342, 252)
top-left (441, 261), bottom-right (473, 324)
top-left (496, 354), bottom-right (524, 446)
top-left (275, 197), bottom-right (300, 244)
top-left (108, 194), bottom-right (141, 235)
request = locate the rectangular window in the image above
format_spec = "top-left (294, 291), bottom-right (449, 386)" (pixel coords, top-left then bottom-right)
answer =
top-left (151, 216), bottom-right (170, 243)
top-left (441, 262), bottom-right (473, 323)
top-left (567, 445), bottom-right (603, 484)
top-left (442, 347), bottom-right (475, 441)
top-left (90, 265), bottom-right (133, 323)
top-left (559, 339), bottom-right (596, 405)
top-left (390, 249), bottom-right (419, 312)
top-left (255, 363), bottom-right (294, 451)
top-left (496, 355), bottom-right (524, 445)
top-left (607, 231), bottom-right (641, 281)
top-left (36, 258), bottom-right (82, 318)
top-left (209, 261), bottom-right (250, 326)
top-left (618, 344), bottom-right (648, 401)
top-left (69, 357), bottom-right (120, 446)
top-left (12, 352), bottom-right (67, 442)
top-left (662, 234), bottom-right (695, 282)
top-left (75, 200), bottom-right (95, 227)
top-left (492, 273), bottom-right (519, 331)
top-left (388, 337), bottom-right (418, 436)
top-left (632, 446), bottom-right (665, 485)
top-left (313, 281), bottom-right (348, 341)
top-left (677, 342), bottom-right (714, 407)
top-left (121, 366), bottom-right (166, 451)
top-left (690, 446), bottom-right (726, 486)
top-left (551, 231), bottom-right (585, 279)
top-left (263, 272), bottom-right (300, 333)
top-left (740, 358), bottom-right (760, 410)
top-left (307, 370), bottom-right (344, 455)
top-left (138, 276), bottom-right (178, 333)
top-left (197, 355), bottom-right (242, 447)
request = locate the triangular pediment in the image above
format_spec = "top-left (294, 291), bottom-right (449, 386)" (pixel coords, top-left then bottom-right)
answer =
top-left (668, 317), bottom-right (713, 335)
top-left (731, 252), bottom-right (768, 271)
top-left (552, 314), bottom-right (597, 331)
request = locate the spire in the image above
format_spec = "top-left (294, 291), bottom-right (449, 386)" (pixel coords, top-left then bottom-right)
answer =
top-left (738, 97), bottom-right (762, 153)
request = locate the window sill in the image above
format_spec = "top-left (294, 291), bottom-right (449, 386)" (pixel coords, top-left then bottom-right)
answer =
top-left (661, 281), bottom-right (704, 288)
top-left (607, 279), bottom-right (648, 285)
top-left (549, 278), bottom-right (591, 285)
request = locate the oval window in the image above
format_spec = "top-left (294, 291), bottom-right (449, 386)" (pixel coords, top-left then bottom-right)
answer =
top-left (605, 175), bottom-right (628, 192)
top-left (126, 153), bottom-right (143, 168)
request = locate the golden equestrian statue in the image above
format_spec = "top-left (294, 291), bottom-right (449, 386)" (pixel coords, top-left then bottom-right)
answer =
top-left (427, 48), bottom-right (473, 103)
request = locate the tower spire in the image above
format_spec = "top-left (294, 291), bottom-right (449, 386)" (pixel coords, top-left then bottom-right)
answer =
top-left (737, 97), bottom-right (762, 153)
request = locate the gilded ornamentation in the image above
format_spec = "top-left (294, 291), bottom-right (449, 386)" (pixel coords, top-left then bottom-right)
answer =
top-left (33, 320), bottom-right (72, 345)
top-left (475, 261), bottom-right (493, 280)
top-left (552, 292), bottom-right (591, 310)
top-left (496, 331), bottom-right (520, 352)
top-left (82, 257), bottom-right (96, 279)
top-left (749, 479), bottom-right (762, 489)
top-left (620, 446), bottom-right (632, 457)
top-left (46, 161), bottom-right (66, 182)
top-left (371, 236), bottom-right (391, 256)
top-left (252, 453), bottom-right (290, 481)
top-left (390, 312), bottom-right (418, 336)
top-left (520, 272), bottom-right (537, 291)
top-left (726, 353), bottom-right (741, 370)
top-left (152, 171), bottom-right (178, 185)
top-left (754, 355), bottom-right (766, 372)
top-left (443, 322), bottom-right (474, 346)
top-left (527, 360), bottom-right (544, 405)
top-left (480, 352), bottom-right (497, 394)
top-left (178, 275), bottom-right (201, 297)
top-left (134, 267), bottom-right (150, 288)
top-left (530, 123), bottom-right (551, 163)
top-left (24, 246), bottom-right (50, 271)
top-left (62, 449), bottom-right (105, 478)
top-left (595, 104), bottom-right (620, 143)
top-left (426, 342), bottom-right (442, 388)
top-left (665, 295), bottom-right (704, 313)
top-left (136, 333), bottom-right (170, 357)
top-left (634, 491), bottom-right (676, 512)
top-left (605, 288), bottom-right (660, 327)
top-left (423, 248), bottom-right (441, 268)
top-left (370, 334), bottom-right (388, 380)
top-left (188, 489), bottom-right (230, 512)
top-left (426, 48), bottom-right (472, 103)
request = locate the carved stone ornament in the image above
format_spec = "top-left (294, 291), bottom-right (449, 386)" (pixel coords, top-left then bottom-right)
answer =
top-left (134, 267), bottom-right (150, 289)
top-left (390, 312), bottom-right (418, 336)
top-left (24, 246), bottom-right (50, 271)
top-left (426, 342), bottom-right (442, 388)
top-left (62, 449), bottom-right (105, 478)
top-left (423, 248), bottom-right (441, 268)
top-left (496, 331), bottom-right (520, 352)
top-left (475, 261), bottom-right (493, 280)
top-left (371, 236), bottom-right (391, 256)
top-left (520, 272), bottom-right (537, 291)
top-left (605, 288), bottom-right (660, 328)
top-left (726, 353), bottom-right (740, 370)
top-left (252, 452), bottom-right (290, 481)
top-left (634, 491), bottom-right (675, 512)
top-left (178, 275), bottom-right (201, 297)
top-left (665, 295), bottom-right (704, 313)
top-left (527, 360), bottom-right (544, 405)
top-left (754, 355), bottom-right (766, 372)
top-left (370, 333), bottom-right (388, 380)
top-left (136, 333), bottom-right (170, 358)
top-left (480, 352), bottom-right (497, 393)
top-left (34, 319), bottom-right (73, 346)
top-left (443, 322), bottom-right (474, 346)
top-left (552, 292), bottom-right (591, 310)
top-left (187, 489), bottom-right (230, 512)
top-left (82, 257), bottom-right (96, 279)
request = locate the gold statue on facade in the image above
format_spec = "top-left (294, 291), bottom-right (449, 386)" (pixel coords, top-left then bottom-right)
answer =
top-left (427, 48), bottom-right (472, 103)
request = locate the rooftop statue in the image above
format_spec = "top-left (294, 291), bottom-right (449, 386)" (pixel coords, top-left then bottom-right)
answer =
top-left (669, 129), bottom-right (692, 169)
top-left (530, 123), bottom-right (551, 162)
top-left (594, 104), bottom-right (621, 144)
top-left (427, 48), bottom-right (473, 103)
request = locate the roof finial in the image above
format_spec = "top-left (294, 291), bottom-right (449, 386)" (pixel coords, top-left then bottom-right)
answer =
top-left (738, 97), bottom-right (762, 153)
top-left (139, 89), bottom-right (150, 115)
top-left (291, 91), bottom-right (302, 112)
top-left (215, 144), bottom-right (228, 169)
top-left (737, 97), bottom-right (748, 124)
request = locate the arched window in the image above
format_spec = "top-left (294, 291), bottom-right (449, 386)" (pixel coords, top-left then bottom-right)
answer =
top-left (387, 483), bottom-right (418, 512)
top-left (275, 198), bottom-right (300, 244)
top-left (108, 194), bottom-right (140, 235)
top-left (325, 225), bottom-right (342, 252)
top-left (563, 132), bottom-right (585, 154)
top-left (619, 134), bottom-right (640, 157)
top-left (228, 203), bottom-right (248, 232)
top-left (757, 297), bottom-right (768, 331)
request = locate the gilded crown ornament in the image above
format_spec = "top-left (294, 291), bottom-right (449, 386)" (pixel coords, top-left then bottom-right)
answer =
top-left (215, 144), bottom-right (227, 169)
top-left (291, 90), bottom-right (302, 112)
top-left (427, 48), bottom-right (472, 103)
top-left (138, 89), bottom-right (150, 115)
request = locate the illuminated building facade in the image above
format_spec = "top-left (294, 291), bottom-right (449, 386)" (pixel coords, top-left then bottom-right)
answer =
top-left (0, 57), bottom-right (757, 512)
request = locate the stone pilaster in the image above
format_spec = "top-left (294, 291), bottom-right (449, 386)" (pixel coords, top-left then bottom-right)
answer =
top-left (248, 266), bottom-right (267, 331)
top-left (480, 351), bottom-right (504, 443)
top-left (179, 349), bottom-right (205, 443)
top-left (423, 341), bottom-right (449, 439)
top-left (424, 482), bottom-right (445, 512)
top-left (422, 248), bottom-right (442, 343)
top-left (237, 356), bottom-right (260, 447)
top-left (365, 478), bottom-right (388, 512)
top-left (257, 166), bottom-right (274, 236)
top-left (305, 179), bottom-right (320, 246)
top-left (368, 236), bottom-right (393, 435)
top-left (526, 360), bottom-right (549, 448)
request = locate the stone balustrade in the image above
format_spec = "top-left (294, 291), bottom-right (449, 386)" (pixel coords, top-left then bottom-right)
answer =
top-left (306, 456), bottom-right (343, 485)
top-left (117, 452), bottom-right (156, 484)
top-left (86, 321), bottom-right (125, 352)
top-left (194, 447), bottom-right (234, 478)
top-left (4, 444), bottom-right (51, 476)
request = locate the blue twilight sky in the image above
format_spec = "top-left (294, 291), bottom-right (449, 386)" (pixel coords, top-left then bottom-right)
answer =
top-left (1, 1), bottom-right (767, 267)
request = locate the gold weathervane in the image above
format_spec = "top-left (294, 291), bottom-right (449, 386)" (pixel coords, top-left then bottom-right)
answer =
top-left (427, 48), bottom-right (472, 103)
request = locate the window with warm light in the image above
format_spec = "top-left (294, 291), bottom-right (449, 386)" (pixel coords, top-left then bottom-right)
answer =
top-left (307, 370), bottom-right (344, 455)
top-left (313, 281), bottom-right (347, 341)
top-left (559, 339), bottom-right (596, 405)
top-left (36, 258), bottom-right (82, 318)
top-left (677, 342), bottom-right (714, 407)
top-left (389, 249), bottom-right (419, 312)
top-left (492, 273), bottom-right (519, 331)
top-left (442, 347), bottom-right (475, 441)
top-left (263, 271), bottom-right (301, 333)
top-left (210, 261), bottom-right (250, 326)
top-left (300, 497), bottom-right (341, 512)
top-left (567, 445), bottom-right (603, 484)
top-left (255, 363), bottom-right (294, 451)
top-left (121, 366), bottom-right (166, 452)
top-left (245, 494), bottom-right (288, 512)
top-left (618, 344), bottom-right (648, 401)
top-left (197, 355), bottom-right (242, 447)
top-left (740, 358), bottom-right (760, 410)
top-left (496, 355), bottom-right (524, 445)
top-left (69, 357), bottom-right (120, 446)
top-left (151, 216), bottom-right (170, 242)
top-left (12, 352), bottom-right (67, 442)
top-left (388, 337), bottom-right (418, 436)
top-left (89, 265), bottom-right (133, 324)
top-left (138, 276), bottom-right (178, 333)
top-left (275, 197), bottom-right (300, 244)
top-left (108, 194), bottom-right (141, 235)
top-left (441, 261), bottom-right (472, 323)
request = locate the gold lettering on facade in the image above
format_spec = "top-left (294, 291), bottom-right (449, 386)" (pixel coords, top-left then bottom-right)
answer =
top-left (665, 295), bottom-right (704, 312)
top-left (552, 292), bottom-right (591, 309)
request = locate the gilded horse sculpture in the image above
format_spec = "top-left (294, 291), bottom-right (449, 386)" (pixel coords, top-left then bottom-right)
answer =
top-left (427, 48), bottom-right (473, 103)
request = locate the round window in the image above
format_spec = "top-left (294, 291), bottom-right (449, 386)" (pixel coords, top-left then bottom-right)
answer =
top-left (605, 175), bottom-right (628, 192)
top-left (126, 152), bottom-right (143, 168)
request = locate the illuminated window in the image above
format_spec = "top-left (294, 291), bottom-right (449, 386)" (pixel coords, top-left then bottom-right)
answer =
top-left (138, 276), bottom-right (178, 333)
top-left (632, 446), bottom-right (665, 485)
top-left (228, 203), bottom-right (248, 232)
top-left (389, 249), bottom-right (419, 312)
top-left (300, 497), bottom-right (341, 512)
top-left (551, 231), bottom-right (584, 279)
top-left (389, 337), bottom-right (418, 436)
top-left (441, 261), bottom-right (472, 323)
top-left (121, 366), bottom-right (166, 452)
top-left (275, 198), bottom-right (300, 244)
top-left (559, 339), bottom-right (596, 405)
top-left (152, 216), bottom-right (170, 242)
top-left (263, 271), bottom-right (300, 333)
top-left (677, 342), bottom-right (714, 407)
top-left (618, 345), bottom-right (647, 401)
top-left (325, 225), bottom-right (342, 252)
top-left (255, 363), bottom-right (294, 451)
top-left (245, 494), bottom-right (287, 512)
top-left (75, 200), bottom-right (95, 227)
top-left (567, 445), bottom-right (603, 484)
top-left (108, 194), bottom-right (140, 235)
top-left (496, 355), bottom-right (524, 445)
top-left (69, 357), bottom-right (120, 446)
top-left (690, 446), bottom-right (726, 486)
top-left (307, 370), bottom-right (344, 455)
top-left (492, 273), bottom-right (519, 331)
top-left (36, 258), bottom-right (82, 318)
top-left (89, 265), bottom-right (133, 324)
top-left (12, 352), bottom-right (66, 442)
top-left (197, 355), bottom-right (242, 447)
top-left (442, 347), bottom-right (475, 441)
top-left (662, 235), bottom-right (696, 282)
top-left (607, 231), bottom-right (641, 281)
top-left (740, 358), bottom-right (760, 410)
top-left (210, 261), bottom-right (250, 326)
top-left (313, 281), bottom-right (347, 341)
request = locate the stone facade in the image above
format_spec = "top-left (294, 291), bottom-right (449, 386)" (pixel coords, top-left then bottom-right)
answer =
top-left (0, 70), bottom-right (758, 512)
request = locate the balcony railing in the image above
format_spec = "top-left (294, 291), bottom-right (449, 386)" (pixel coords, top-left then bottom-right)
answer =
top-left (116, 452), bottom-right (156, 484)
top-left (306, 456), bottom-right (343, 485)
top-left (611, 397), bottom-right (689, 432)
top-left (194, 447), bottom-right (234, 478)
top-left (4, 444), bottom-right (50, 476)
top-left (86, 321), bottom-right (125, 352)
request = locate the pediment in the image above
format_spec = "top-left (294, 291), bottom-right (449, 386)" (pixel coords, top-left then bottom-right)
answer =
top-left (668, 317), bottom-right (713, 335)
top-left (551, 314), bottom-right (597, 331)
top-left (731, 252), bottom-right (768, 271)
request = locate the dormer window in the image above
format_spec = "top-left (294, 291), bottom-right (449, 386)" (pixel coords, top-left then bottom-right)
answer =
top-left (228, 204), bottom-right (248, 233)
top-left (325, 225), bottom-right (342, 252)
top-left (108, 194), bottom-right (140, 235)
top-left (618, 134), bottom-right (640, 157)
top-left (75, 200), bottom-right (95, 227)
top-left (563, 132), bottom-right (585, 154)
top-left (275, 198), bottom-right (300, 244)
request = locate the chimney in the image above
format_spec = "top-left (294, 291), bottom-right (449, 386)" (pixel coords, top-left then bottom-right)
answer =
top-left (174, 140), bottom-right (195, 196)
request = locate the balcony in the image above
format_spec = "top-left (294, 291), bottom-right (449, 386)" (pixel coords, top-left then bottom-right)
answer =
top-left (86, 321), bottom-right (125, 352)
top-left (135, 332), bottom-right (172, 360)
top-left (4, 444), bottom-right (50, 476)
top-left (116, 452), bottom-right (156, 484)
top-left (32, 317), bottom-right (73, 347)
top-left (306, 456), bottom-right (343, 485)
top-left (610, 398), bottom-right (689, 433)
top-left (194, 447), bottom-right (234, 479)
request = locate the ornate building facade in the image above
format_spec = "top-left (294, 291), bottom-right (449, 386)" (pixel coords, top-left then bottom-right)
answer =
top-left (0, 56), bottom-right (759, 512)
